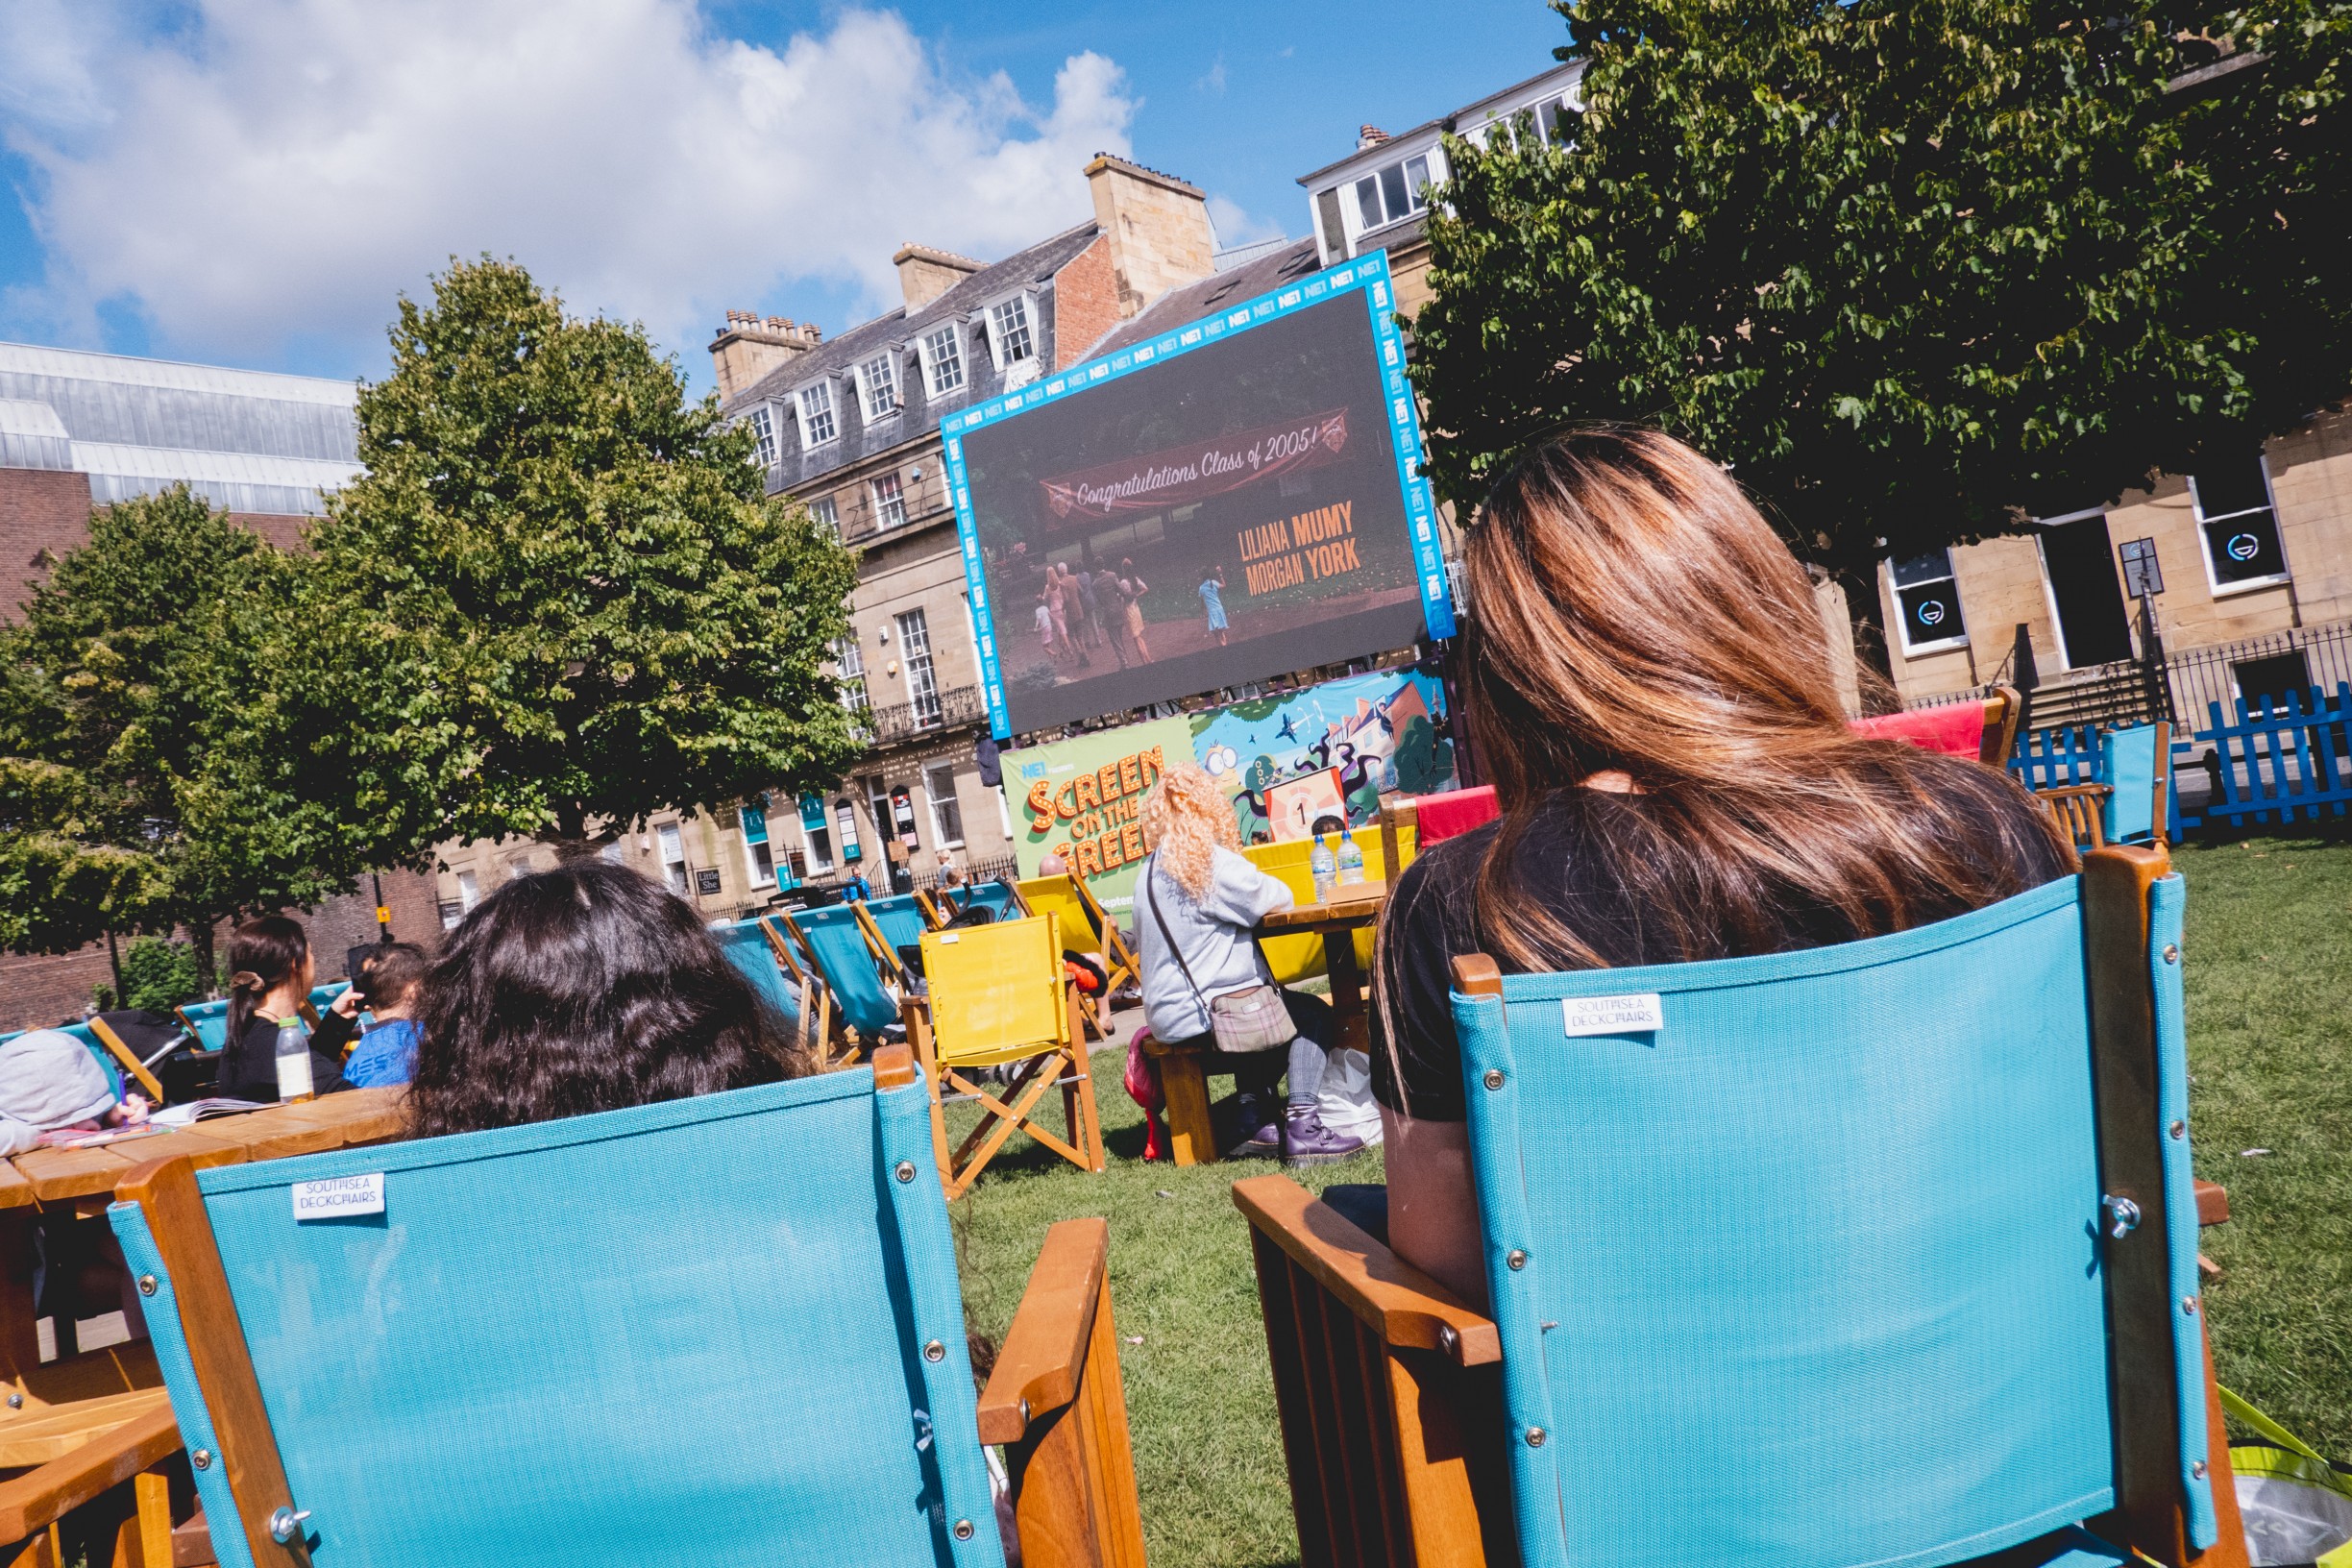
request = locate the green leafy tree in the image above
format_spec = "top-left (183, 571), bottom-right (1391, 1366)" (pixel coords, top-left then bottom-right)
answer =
top-left (282, 257), bottom-right (862, 858)
top-left (1411, 0), bottom-right (2351, 637)
top-left (0, 487), bottom-right (345, 976)
top-left (115, 936), bottom-right (208, 1012)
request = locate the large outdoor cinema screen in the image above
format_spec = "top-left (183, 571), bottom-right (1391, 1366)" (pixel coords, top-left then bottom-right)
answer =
top-left (943, 254), bottom-right (1455, 738)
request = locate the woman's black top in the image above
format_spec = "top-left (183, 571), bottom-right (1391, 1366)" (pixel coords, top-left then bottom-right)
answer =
top-left (1371, 777), bottom-right (2071, 1122)
top-left (219, 1010), bottom-right (355, 1102)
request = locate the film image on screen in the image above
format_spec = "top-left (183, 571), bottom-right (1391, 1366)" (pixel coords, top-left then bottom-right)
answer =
top-left (951, 275), bottom-right (1447, 735)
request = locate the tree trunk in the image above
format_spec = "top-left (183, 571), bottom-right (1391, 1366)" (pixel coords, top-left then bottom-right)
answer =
top-left (106, 928), bottom-right (123, 1005)
top-left (186, 920), bottom-right (218, 999)
top-left (547, 801), bottom-right (604, 864)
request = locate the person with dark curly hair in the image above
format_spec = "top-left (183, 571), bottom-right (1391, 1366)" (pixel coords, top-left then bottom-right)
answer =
top-left (406, 861), bottom-right (809, 1139)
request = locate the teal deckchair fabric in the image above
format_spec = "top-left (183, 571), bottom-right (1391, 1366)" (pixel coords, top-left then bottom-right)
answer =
top-left (110, 1066), bottom-right (1003, 1568)
top-left (713, 919), bottom-right (802, 1021)
top-left (2101, 724), bottom-right (2164, 844)
top-left (180, 999), bottom-right (229, 1052)
top-left (1451, 875), bottom-right (2206, 1568)
top-left (864, 894), bottom-right (931, 959)
top-left (54, 1022), bottom-right (125, 1100)
top-left (956, 881), bottom-right (1020, 922)
top-left (791, 905), bottom-right (901, 1036)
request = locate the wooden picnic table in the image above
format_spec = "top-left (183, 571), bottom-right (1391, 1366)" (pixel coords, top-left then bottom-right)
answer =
top-left (0, 1089), bottom-right (406, 1470)
top-left (1256, 878), bottom-right (1388, 1056)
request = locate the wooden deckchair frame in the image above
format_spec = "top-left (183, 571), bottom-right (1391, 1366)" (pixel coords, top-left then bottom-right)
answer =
top-left (116, 1051), bottom-right (1143, 1568)
top-left (777, 909), bottom-right (901, 1059)
top-left (1236, 842), bottom-right (2249, 1568)
top-left (750, 918), bottom-right (847, 1069)
top-left (82, 1017), bottom-right (165, 1105)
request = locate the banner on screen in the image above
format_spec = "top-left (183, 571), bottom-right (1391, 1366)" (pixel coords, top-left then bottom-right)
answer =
top-left (943, 253), bottom-right (1455, 739)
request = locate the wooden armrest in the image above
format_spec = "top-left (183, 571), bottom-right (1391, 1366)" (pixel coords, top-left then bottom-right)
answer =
top-left (977, 1217), bottom-right (1107, 1446)
top-left (2195, 1179), bottom-right (2227, 1227)
top-left (1232, 1174), bottom-right (1500, 1367)
top-left (0, 1403), bottom-right (179, 1543)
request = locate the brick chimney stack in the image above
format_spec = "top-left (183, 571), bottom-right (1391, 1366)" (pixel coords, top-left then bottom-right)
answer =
top-left (707, 311), bottom-right (823, 401)
top-left (1082, 153), bottom-right (1215, 319)
top-left (893, 245), bottom-right (986, 312)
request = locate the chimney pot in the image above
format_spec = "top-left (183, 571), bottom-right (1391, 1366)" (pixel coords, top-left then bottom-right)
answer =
top-left (1358, 124), bottom-right (1391, 149)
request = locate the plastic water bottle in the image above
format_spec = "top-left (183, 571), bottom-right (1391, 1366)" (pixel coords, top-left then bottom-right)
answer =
top-left (1310, 834), bottom-right (1337, 902)
top-left (274, 1016), bottom-right (314, 1103)
top-left (1335, 833), bottom-right (1365, 887)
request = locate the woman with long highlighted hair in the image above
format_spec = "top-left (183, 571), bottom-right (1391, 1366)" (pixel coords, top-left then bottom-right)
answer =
top-left (1371, 428), bottom-right (2073, 1305)
top-left (1135, 763), bottom-right (1359, 1164)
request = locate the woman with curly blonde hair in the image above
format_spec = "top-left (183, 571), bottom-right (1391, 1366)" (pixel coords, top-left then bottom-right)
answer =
top-left (1134, 763), bottom-right (1360, 1164)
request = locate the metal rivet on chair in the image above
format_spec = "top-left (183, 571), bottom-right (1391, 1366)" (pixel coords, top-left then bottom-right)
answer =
top-left (2163, 943), bottom-right (2180, 964)
top-left (2192, 1459), bottom-right (2209, 1480)
top-left (1482, 1068), bottom-right (1505, 1090)
top-left (1506, 1249), bottom-right (1527, 1271)
top-left (1525, 1427), bottom-right (1547, 1448)
top-left (268, 1507), bottom-right (311, 1544)
top-left (894, 1161), bottom-right (917, 1184)
top-left (137, 1275), bottom-right (158, 1297)
top-left (2101, 1194), bottom-right (2141, 1238)
top-left (953, 1519), bottom-right (975, 1541)
top-left (1017, 1397), bottom-right (1031, 1424)
top-left (2182, 1296), bottom-right (2199, 1315)
top-left (923, 1338), bottom-right (946, 1363)
top-left (191, 1449), bottom-right (211, 1471)
top-left (1437, 1324), bottom-right (1459, 1355)
top-left (4, 1393), bottom-right (18, 1409)
top-left (2170, 1120), bottom-right (2187, 1139)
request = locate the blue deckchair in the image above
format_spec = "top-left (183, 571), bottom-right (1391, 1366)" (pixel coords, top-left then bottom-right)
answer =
top-left (712, 918), bottom-right (805, 1026)
top-left (1237, 844), bottom-right (2244, 1568)
top-left (110, 1047), bottom-right (1145, 1568)
top-left (2101, 721), bottom-right (2172, 845)
top-left (953, 879), bottom-right (1024, 923)
top-left (859, 893), bottom-right (934, 973)
top-left (177, 999), bottom-right (230, 1053)
top-left (783, 905), bottom-right (903, 1044)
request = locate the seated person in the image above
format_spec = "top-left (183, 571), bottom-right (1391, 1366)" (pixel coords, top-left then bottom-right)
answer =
top-left (405, 861), bottom-right (808, 1138)
top-left (220, 917), bottom-right (355, 1101)
top-left (1370, 428), bottom-right (2074, 1308)
top-left (343, 943), bottom-right (429, 1089)
top-left (1134, 763), bottom-right (1358, 1164)
top-left (0, 1029), bottom-right (153, 1334)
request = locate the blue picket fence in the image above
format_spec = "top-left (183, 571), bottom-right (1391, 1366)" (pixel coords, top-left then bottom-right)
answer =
top-left (2192, 683), bottom-right (2352, 828)
top-left (2007, 723), bottom-right (2184, 842)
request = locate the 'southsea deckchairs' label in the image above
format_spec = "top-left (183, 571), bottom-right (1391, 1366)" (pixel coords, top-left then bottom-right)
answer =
top-left (1561, 994), bottom-right (1664, 1037)
top-left (292, 1172), bottom-right (384, 1219)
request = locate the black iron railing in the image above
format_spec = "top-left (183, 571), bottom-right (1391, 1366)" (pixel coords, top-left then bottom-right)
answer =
top-left (866, 683), bottom-right (986, 746)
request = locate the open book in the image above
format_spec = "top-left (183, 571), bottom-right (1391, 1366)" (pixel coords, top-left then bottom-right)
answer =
top-left (149, 1097), bottom-right (274, 1128)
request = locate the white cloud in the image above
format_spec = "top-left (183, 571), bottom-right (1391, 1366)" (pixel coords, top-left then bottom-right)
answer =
top-left (0, 0), bottom-right (1138, 369)
top-left (1207, 194), bottom-right (1286, 251)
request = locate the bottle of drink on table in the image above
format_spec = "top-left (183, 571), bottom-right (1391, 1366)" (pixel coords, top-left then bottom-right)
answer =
top-left (275, 1016), bottom-right (314, 1103)
top-left (1335, 833), bottom-right (1365, 887)
top-left (1311, 834), bottom-right (1336, 901)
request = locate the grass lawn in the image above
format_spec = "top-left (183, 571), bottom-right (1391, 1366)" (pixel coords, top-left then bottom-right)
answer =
top-left (954, 830), bottom-right (2352, 1567)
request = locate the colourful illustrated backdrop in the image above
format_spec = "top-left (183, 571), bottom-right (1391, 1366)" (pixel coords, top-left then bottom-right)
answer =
top-left (1001, 670), bottom-right (1457, 913)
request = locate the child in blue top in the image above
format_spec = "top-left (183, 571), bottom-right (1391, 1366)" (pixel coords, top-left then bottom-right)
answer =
top-left (1197, 566), bottom-right (1229, 647)
top-left (343, 943), bottom-right (427, 1089)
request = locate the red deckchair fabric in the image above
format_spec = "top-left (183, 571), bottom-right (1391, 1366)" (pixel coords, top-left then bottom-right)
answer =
top-left (1413, 785), bottom-right (1501, 845)
top-left (1850, 702), bottom-right (1988, 760)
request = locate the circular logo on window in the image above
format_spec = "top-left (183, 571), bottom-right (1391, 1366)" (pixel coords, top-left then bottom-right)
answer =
top-left (2227, 533), bottom-right (2261, 563)
top-left (1917, 600), bottom-right (1947, 627)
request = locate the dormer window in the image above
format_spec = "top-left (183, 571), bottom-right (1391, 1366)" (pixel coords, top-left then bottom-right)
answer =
top-left (1354, 151), bottom-right (1436, 233)
top-left (744, 405), bottom-right (777, 469)
top-left (988, 297), bottom-right (1034, 367)
top-left (921, 325), bottom-right (965, 396)
top-left (859, 354), bottom-right (899, 421)
top-left (797, 381), bottom-right (837, 448)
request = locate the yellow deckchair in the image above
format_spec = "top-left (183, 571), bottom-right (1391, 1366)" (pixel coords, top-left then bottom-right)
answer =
top-left (900, 912), bottom-right (1107, 1200)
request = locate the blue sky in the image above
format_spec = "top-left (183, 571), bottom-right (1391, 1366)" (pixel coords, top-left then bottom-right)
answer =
top-left (0, 0), bottom-right (1563, 392)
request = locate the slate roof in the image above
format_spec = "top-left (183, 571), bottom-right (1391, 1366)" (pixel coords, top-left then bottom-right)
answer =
top-left (722, 222), bottom-right (1103, 498)
top-left (1085, 238), bottom-right (1326, 360)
